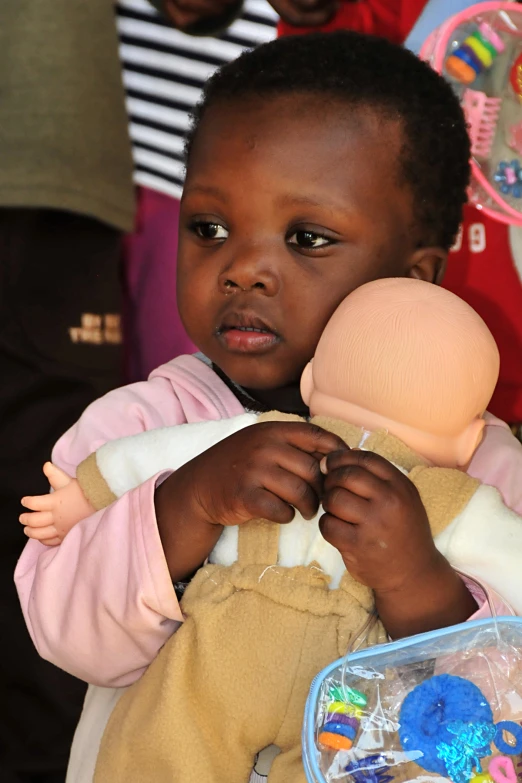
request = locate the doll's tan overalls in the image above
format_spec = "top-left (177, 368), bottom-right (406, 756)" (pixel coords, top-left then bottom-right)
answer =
top-left (94, 417), bottom-right (480, 783)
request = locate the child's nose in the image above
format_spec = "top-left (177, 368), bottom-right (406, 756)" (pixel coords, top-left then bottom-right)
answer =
top-left (217, 250), bottom-right (280, 296)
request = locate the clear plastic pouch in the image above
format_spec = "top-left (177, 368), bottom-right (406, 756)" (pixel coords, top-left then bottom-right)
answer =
top-left (302, 617), bottom-right (522, 783)
top-left (420, 2), bottom-right (522, 225)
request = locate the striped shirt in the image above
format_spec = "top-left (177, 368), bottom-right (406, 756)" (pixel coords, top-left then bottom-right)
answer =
top-left (116, 0), bottom-right (278, 200)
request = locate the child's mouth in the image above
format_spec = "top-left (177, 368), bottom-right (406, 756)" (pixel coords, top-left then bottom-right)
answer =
top-left (216, 315), bottom-right (280, 353)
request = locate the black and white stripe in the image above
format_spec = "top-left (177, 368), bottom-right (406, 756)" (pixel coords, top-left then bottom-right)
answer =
top-left (116, 0), bottom-right (278, 199)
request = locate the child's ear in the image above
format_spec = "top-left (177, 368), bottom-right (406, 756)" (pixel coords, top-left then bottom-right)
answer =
top-left (300, 361), bottom-right (314, 406)
top-left (408, 248), bottom-right (448, 285)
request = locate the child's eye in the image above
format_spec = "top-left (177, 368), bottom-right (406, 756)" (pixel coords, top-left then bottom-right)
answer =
top-left (287, 230), bottom-right (333, 249)
top-left (191, 221), bottom-right (229, 241)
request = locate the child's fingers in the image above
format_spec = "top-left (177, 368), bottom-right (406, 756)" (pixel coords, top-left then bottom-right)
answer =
top-left (23, 524), bottom-right (59, 542)
top-left (322, 486), bottom-right (370, 525)
top-left (324, 449), bottom-right (397, 481)
top-left (43, 461), bottom-right (71, 490)
top-left (19, 511), bottom-right (53, 528)
top-left (21, 494), bottom-right (57, 512)
top-left (323, 464), bottom-right (383, 502)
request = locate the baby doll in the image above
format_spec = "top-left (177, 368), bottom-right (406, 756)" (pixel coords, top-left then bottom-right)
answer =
top-left (21, 278), bottom-right (522, 783)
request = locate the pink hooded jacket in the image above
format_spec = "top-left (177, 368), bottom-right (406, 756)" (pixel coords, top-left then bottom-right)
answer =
top-left (14, 355), bottom-right (522, 687)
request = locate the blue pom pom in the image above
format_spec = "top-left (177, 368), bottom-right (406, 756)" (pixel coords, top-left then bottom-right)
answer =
top-left (399, 674), bottom-right (493, 777)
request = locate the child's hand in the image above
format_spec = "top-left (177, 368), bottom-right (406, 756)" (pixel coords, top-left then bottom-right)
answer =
top-left (20, 463), bottom-right (96, 547)
top-left (155, 422), bottom-right (347, 582)
top-left (165, 421), bottom-right (347, 527)
top-left (269, 0), bottom-right (339, 26)
top-left (164, 0), bottom-right (240, 30)
top-left (320, 450), bottom-right (441, 592)
top-left (319, 450), bottom-right (477, 637)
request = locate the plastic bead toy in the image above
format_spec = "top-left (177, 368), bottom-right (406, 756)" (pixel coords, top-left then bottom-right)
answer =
top-left (304, 618), bottom-right (522, 783)
top-left (494, 160), bottom-right (522, 197)
top-left (446, 23), bottom-right (505, 85)
top-left (318, 685), bottom-right (367, 751)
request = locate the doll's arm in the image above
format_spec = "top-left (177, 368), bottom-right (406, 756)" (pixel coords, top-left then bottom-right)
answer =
top-left (75, 413), bottom-right (258, 508)
top-left (20, 463), bottom-right (95, 546)
top-left (435, 484), bottom-right (522, 615)
top-left (20, 414), bottom-right (258, 547)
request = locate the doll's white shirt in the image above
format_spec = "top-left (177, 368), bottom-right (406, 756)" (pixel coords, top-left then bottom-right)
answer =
top-left (94, 413), bottom-right (522, 611)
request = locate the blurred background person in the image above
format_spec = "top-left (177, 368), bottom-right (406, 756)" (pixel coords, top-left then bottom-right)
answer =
top-left (0, 3), bottom-right (255, 781)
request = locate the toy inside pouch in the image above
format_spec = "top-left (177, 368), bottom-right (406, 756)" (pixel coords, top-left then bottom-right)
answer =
top-left (302, 618), bottom-right (522, 783)
top-left (441, 6), bottom-right (522, 224)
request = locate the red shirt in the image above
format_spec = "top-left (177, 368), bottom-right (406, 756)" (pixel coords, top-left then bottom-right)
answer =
top-left (445, 205), bottom-right (522, 424)
top-left (278, 0), bottom-right (428, 44)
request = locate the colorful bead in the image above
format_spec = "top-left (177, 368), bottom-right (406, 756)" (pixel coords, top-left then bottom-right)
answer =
top-left (329, 684), bottom-right (368, 707)
top-left (319, 730), bottom-right (353, 751)
top-left (479, 22), bottom-right (505, 54)
top-left (446, 56), bottom-right (478, 85)
top-left (327, 700), bottom-right (363, 718)
top-left (466, 35), bottom-right (494, 68)
top-left (326, 713), bottom-right (359, 730)
top-left (321, 685), bottom-right (366, 752)
top-left (445, 25), bottom-right (504, 85)
top-left (322, 721), bottom-right (357, 741)
top-left (447, 47), bottom-right (481, 84)
top-left (470, 31), bottom-right (498, 61)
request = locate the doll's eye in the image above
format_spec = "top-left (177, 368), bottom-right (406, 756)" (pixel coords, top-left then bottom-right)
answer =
top-left (192, 221), bottom-right (229, 240)
top-left (287, 230), bottom-right (333, 249)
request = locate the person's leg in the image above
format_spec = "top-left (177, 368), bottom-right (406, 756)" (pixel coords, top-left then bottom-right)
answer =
top-left (0, 208), bottom-right (123, 781)
top-left (122, 187), bottom-right (195, 382)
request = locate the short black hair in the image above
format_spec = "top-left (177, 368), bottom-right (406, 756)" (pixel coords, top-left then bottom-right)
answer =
top-left (186, 31), bottom-right (470, 251)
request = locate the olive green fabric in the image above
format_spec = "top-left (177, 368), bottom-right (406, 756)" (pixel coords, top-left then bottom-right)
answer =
top-left (0, 0), bottom-right (135, 231)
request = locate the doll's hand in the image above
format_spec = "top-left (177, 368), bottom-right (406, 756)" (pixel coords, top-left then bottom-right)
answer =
top-left (319, 450), bottom-right (476, 637)
top-left (20, 463), bottom-right (96, 546)
top-left (319, 449), bottom-right (439, 593)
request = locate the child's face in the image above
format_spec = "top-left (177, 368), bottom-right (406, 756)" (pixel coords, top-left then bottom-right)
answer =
top-left (178, 94), bottom-right (445, 393)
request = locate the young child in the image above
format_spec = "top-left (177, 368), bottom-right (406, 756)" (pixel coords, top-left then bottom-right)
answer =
top-left (20, 277), bottom-right (522, 782)
top-left (14, 31), bottom-right (522, 782)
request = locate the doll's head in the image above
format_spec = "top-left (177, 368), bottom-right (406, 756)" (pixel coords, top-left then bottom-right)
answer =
top-left (301, 279), bottom-right (500, 468)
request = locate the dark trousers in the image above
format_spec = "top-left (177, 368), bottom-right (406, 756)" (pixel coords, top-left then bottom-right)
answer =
top-left (0, 209), bottom-right (123, 782)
